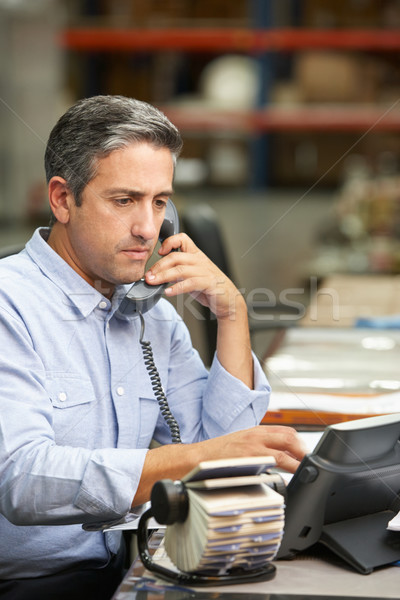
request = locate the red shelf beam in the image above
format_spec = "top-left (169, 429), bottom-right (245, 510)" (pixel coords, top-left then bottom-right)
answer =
top-left (60, 28), bottom-right (400, 53)
top-left (160, 106), bottom-right (400, 133)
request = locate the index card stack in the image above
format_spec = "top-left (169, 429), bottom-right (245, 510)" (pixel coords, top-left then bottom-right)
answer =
top-left (163, 456), bottom-right (285, 574)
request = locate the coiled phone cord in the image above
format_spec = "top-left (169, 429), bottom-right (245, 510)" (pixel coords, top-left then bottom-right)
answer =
top-left (138, 311), bottom-right (182, 444)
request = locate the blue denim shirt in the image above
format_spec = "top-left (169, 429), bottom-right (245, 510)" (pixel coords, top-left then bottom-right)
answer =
top-left (0, 228), bottom-right (270, 578)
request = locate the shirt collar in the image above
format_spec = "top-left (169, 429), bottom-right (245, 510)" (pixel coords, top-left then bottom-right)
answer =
top-left (25, 228), bottom-right (133, 319)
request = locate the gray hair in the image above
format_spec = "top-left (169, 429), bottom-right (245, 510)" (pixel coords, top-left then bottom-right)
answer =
top-left (44, 95), bottom-right (183, 220)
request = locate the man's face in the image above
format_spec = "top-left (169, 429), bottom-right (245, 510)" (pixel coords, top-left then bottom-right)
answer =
top-left (62, 142), bottom-right (175, 296)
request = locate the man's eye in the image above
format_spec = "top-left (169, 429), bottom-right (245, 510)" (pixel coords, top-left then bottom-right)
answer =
top-left (115, 198), bottom-right (131, 206)
top-left (155, 199), bottom-right (168, 209)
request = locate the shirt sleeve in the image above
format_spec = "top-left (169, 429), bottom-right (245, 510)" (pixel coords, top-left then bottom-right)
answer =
top-left (151, 306), bottom-right (271, 445)
top-left (202, 351), bottom-right (271, 437)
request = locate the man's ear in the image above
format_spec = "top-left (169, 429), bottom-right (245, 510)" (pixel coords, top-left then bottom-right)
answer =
top-left (48, 177), bottom-right (73, 224)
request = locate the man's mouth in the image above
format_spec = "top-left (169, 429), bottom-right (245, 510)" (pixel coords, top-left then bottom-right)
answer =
top-left (120, 248), bottom-right (149, 260)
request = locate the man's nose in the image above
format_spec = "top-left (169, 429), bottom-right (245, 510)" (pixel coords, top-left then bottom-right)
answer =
top-left (131, 204), bottom-right (158, 241)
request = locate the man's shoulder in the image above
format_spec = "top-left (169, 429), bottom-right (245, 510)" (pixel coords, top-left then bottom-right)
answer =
top-left (0, 250), bottom-right (43, 310)
top-left (0, 249), bottom-right (37, 280)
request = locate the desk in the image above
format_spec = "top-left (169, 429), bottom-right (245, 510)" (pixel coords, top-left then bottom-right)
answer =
top-left (112, 531), bottom-right (399, 599)
top-left (259, 273), bottom-right (400, 428)
top-left (261, 326), bottom-right (400, 428)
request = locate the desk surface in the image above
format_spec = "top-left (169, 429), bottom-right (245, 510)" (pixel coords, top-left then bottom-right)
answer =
top-left (261, 326), bottom-right (400, 428)
top-left (112, 531), bottom-right (400, 599)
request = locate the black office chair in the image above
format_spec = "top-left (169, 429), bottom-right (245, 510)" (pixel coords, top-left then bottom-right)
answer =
top-left (181, 203), bottom-right (299, 365)
top-left (0, 243), bottom-right (25, 259)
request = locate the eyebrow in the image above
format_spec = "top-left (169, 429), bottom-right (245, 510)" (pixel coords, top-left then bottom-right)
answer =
top-left (103, 187), bottom-right (174, 198)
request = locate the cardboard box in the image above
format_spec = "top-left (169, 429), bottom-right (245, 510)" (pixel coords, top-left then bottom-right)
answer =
top-left (295, 51), bottom-right (378, 104)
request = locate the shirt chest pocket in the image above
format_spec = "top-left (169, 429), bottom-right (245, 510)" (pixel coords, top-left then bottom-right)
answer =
top-left (45, 375), bottom-right (97, 446)
top-left (135, 376), bottom-right (163, 447)
top-left (136, 369), bottom-right (181, 446)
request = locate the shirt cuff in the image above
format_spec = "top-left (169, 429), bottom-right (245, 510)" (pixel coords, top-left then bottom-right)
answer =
top-left (74, 448), bottom-right (148, 521)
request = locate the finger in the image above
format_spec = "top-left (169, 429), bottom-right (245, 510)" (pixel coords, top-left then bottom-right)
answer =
top-left (144, 256), bottom-right (188, 285)
top-left (268, 449), bottom-right (302, 474)
top-left (146, 262), bottom-right (203, 288)
top-left (158, 232), bottom-right (196, 255)
top-left (147, 260), bottom-right (223, 292)
top-left (148, 248), bottom-right (202, 278)
top-left (262, 426), bottom-right (307, 461)
top-left (164, 275), bottom-right (216, 297)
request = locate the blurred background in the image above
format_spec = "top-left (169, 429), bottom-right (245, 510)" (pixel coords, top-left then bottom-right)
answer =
top-left (1, 0), bottom-right (400, 362)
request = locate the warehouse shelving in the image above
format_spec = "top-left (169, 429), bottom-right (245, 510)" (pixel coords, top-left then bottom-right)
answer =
top-left (60, 22), bottom-right (400, 185)
top-left (60, 26), bottom-right (400, 133)
top-left (60, 27), bottom-right (400, 52)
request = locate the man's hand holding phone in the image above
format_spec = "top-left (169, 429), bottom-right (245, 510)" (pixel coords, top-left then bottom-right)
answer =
top-left (146, 232), bottom-right (241, 319)
top-left (146, 232), bottom-right (253, 388)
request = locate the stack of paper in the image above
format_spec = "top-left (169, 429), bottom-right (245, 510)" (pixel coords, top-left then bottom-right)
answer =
top-left (163, 457), bottom-right (285, 574)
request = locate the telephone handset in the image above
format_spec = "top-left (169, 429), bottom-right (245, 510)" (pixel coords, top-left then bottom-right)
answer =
top-left (120, 199), bottom-right (179, 316)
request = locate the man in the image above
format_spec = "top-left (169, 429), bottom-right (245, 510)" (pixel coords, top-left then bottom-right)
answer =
top-left (0, 95), bottom-right (305, 599)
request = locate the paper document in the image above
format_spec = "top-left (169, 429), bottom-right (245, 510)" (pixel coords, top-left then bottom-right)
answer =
top-left (82, 503), bottom-right (165, 532)
top-left (103, 503), bottom-right (166, 531)
top-left (104, 515), bottom-right (164, 531)
top-left (387, 512), bottom-right (400, 531)
top-left (269, 390), bottom-right (400, 415)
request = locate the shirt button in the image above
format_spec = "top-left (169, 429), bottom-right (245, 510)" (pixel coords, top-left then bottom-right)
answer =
top-left (116, 386), bottom-right (125, 396)
top-left (58, 392), bottom-right (67, 402)
top-left (98, 301), bottom-right (108, 309)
